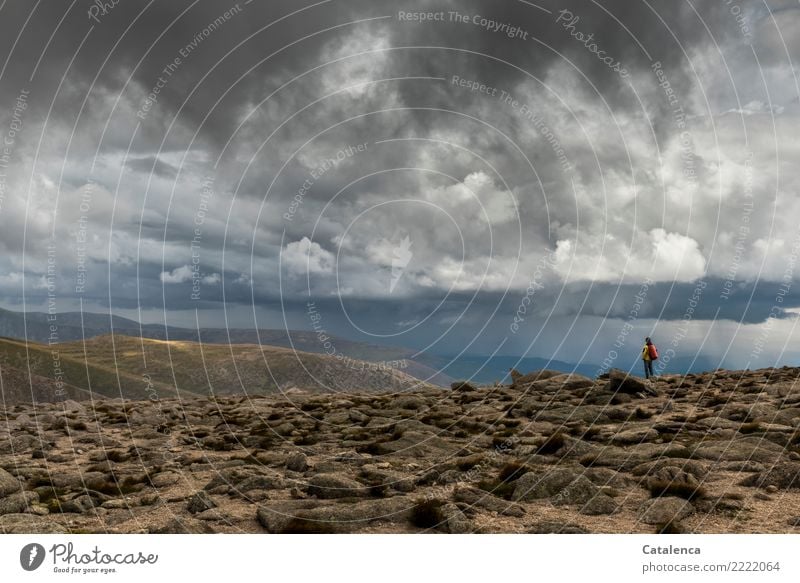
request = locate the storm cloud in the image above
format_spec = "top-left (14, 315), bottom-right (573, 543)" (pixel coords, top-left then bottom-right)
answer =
top-left (0, 0), bottom-right (798, 369)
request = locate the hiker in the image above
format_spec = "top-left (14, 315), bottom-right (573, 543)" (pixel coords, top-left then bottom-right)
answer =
top-left (642, 337), bottom-right (658, 379)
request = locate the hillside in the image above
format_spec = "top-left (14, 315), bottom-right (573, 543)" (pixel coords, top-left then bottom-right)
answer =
top-left (0, 363), bottom-right (89, 404)
top-left (0, 308), bottom-right (452, 386)
top-left (0, 335), bottom-right (432, 405)
top-left (2, 366), bottom-right (800, 534)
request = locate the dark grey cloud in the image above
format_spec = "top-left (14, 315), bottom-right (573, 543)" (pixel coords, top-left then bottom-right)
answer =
top-left (0, 0), bottom-right (798, 370)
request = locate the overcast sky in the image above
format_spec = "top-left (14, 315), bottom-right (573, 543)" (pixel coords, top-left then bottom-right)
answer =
top-left (0, 0), bottom-right (799, 370)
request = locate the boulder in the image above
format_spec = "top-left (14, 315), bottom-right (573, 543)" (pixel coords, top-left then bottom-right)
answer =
top-left (0, 513), bottom-right (68, 534)
top-left (285, 452), bottom-right (309, 473)
top-left (257, 497), bottom-right (411, 533)
top-left (0, 468), bottom-right (21, 497)
top-left (151, 518), bottom-right (216, 534)
top-left (739, 463), bottom-right (800, 490)
top-left (511, 369), bottom-right (564, 385)
top-left (608, 369), bottom-right (655, 395)
top-left (551, 475), bottom-right (602, 505)
top-left (528, 521), bottom-right (591, 534)
top-left (307, 474), bottom-right (368, 499)
top-left (580, 493), bottom-right (618, 515)
top-left (551, 475), bottom-right (618, 515)
top-left (640, 497), bottom-right (695, 525)
top-left (442, 503), bottom-right (472, 534)
top-left (453, 487), bottom-right (526, 517)
top-left (611, 428), bottom-right (659, 445)
top-left (511, 469), bottom-right (582, 501)
top-left (0, 491), bottom-right (38, 515)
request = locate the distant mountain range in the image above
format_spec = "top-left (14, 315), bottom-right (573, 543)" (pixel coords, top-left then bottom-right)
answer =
top-left (0, 308), bottom-right (728, 402)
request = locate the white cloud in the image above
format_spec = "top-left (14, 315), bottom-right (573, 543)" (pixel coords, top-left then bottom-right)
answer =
top-left (553, 229), bottom-right (706, 284)
top-left (281, 237), bottom-right (334, 276)
top-left (160, 265), bottom-right (193, 284)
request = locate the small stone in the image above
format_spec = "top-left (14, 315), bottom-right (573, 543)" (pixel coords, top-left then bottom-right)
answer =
top-left (766, 485), bottom-right (779, 494)
top-left (442, 503), bottom-right (472, 534)
top-left (187, 491), bottom-right (217, 514)
top-left (151, 471), bottom-right (181, 488)
top-left (286, 452), bottom-right (309, 473)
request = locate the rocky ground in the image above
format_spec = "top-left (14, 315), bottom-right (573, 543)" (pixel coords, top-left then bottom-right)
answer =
top-left (2, 367), bottom-right (800, 534)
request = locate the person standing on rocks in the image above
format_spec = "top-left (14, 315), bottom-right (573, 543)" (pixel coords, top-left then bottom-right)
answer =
top-left (642, 337), bottom-right (658, 379)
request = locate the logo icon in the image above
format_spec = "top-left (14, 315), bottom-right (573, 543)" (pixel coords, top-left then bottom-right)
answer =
top-left (20, 543), bottom-right (46, 571)
top-left (390, 235), bottom-right (413, 293)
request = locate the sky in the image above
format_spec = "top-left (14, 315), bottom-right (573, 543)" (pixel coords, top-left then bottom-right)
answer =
top-left (0, 0), bottom-right (799, 371)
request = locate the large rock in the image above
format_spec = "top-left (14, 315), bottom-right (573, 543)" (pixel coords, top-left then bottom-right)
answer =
top-left (608, 369), bottom-right (654, 394)
top-left (631, 459), bottom-right (708, 479)
top-left (580, 494), bottom-right (619, 516)
top-left (376, 431), bottom-right (460, 457)
top-left (151, 518), bottom-right (216, 534)
top-left (0, 491), bottom-right (38, 515)
top-left (546, 373), bottom-right (595, 390)
top-left (0, 513), bottom-right (68, 534)
top-left (453, 487), bottom-right (526, 517)
top-left (611, 428), bottom-right (659, 445)
top-left (285, 452), bottom-right (309, 473)
top-left (257, 497), bottom-right (411, 533)
top-left (442, 503), bottom-right (472, 534)
top-left (511, 369), bottom-right (564, 384)
top-left (203, 467), bottom-right (284, 492)
top-left (528, 521), bottom-right (591, 534)
top-left (739, 463), bottom-right (800, 490)
top-left (512, 469), bottom-right (582, 501)
top-left (551, 475), bottom-right (602, 505)
top-left (0, 468), bottom-right (21, 497)
top-left (551, 475), bottom-right (618, 515)
top-left (692, 437), bottom-right (785, 464)
top-left (307, 474), bottom-right (368, 499)
top-left (640, 497), bottom-right (695, 525)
